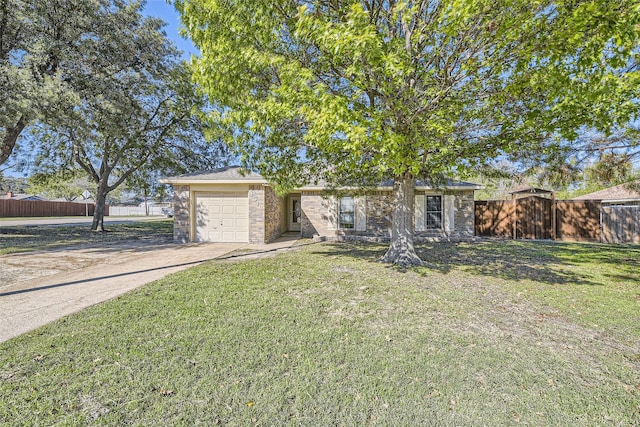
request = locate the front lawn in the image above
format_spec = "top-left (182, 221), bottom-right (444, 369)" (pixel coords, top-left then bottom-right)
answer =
top-left (0, 219), bottom-right (173, 255)
top-left (1, 241), bottom-right (638, 425)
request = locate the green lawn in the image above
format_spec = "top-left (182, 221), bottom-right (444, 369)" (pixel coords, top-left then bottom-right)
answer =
top-left (0, 219), bottom-right (173, 255)
top-left (1, 241), bottom-right (638, 425)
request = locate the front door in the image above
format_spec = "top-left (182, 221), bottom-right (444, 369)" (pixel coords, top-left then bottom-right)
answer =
top-left (288, 195), bottom-right (301, 231)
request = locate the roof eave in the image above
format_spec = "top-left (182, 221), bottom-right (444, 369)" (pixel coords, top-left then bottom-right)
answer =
top-left (601, 198), bottom-right (640, 204)
top-left (159, 179), bottom-right (268, 185)
top-left (292, 184), bottom-right (482, 191)
top-left (160, 180), bottom-right (482, 191)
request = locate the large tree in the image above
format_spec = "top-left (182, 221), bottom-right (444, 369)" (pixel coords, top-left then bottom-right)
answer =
top-left (29, 2), bottom-right (230, 231)
top-left (1, 0), bottom-right (147, 166)
top-left (33, 61), bottom-right (228, 231)
top-left (178, 0), bottom-right (640, 266)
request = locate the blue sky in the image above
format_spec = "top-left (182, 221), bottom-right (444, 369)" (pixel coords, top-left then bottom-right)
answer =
top-left (143, 0), bottom-right (199, 59)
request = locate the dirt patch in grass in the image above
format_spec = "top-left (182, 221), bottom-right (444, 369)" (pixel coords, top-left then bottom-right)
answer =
top-left (0, 220), bottom-right (173, 255)
top-left (0, 220), bottom-right (173, 288)
top-left (444, 273), bottom-right (639, 381)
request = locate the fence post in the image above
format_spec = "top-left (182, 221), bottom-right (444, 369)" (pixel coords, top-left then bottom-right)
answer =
top-left (512, 194), bottom-right (516, 239)
top-left (551, 192), bottom-right (556, 240)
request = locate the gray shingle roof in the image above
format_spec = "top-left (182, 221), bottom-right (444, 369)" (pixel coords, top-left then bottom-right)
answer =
top-left (161, 166), bottom-right (481, 190)
top-left (302, 178), bottom-right (480, 190)
top-left (160, 166), bottom-right (266, 184)
top-left (573, 183), bottom-right (640, 201)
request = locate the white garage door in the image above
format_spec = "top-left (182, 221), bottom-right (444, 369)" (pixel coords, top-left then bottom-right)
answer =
top-left (195, 192), bottom-right (249, 243)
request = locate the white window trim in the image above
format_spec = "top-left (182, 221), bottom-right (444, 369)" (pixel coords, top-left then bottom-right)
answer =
top-left (331, 196), bottom-right (366, 231)
top-left (425, 194), bottom-right (443, 230)
top-left (443, 194), bottom-right (455, 233)
top-left (338, 196), bottom-right (356, 230)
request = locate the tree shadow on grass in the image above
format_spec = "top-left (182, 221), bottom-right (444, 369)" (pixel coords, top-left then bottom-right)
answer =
top-left (415, 241), bottom-right (590, 285)
top-left (313, 240), bottom-right (640, 287)
top-left (0, 223), bottom-right (174, 254)
top-left (313, 241), bottom-right (387, 262)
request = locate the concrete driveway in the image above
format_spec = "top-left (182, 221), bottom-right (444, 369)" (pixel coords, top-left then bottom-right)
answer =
top-left (0, 238), bottom-right (300, 343)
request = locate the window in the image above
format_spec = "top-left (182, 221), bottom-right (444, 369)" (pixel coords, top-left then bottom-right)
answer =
top-left (339, 197), bottom-right (355, 229)
top-left (291, 199), bottom-right (300, 224)
top-left (425, 195), bottom-right (442, 229)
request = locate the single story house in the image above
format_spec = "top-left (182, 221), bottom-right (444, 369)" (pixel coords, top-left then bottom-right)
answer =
top-left (572, 182), bottom-right (640, 243)
top-left (160, 166), bottom-right (481, 244)
top-left (572, 182), bottom-right (640, 205)
top-left (0, 192), bottom-right (45, 201)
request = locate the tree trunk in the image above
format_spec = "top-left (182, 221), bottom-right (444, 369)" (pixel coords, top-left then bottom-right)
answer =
top-left (0, 116), bottom-right (27, 166)
top-left (144, 187), bottom-right (149, 216)
top-left (91, 181), bottom-right (109, 231)
top-left (381, 173), bottom-right (424, 267)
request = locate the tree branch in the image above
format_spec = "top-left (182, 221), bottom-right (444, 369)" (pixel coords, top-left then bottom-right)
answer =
top-left (70, 130), bottom-right (100, 183)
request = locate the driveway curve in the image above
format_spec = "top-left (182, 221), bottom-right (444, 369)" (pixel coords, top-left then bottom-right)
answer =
top-left (0, 238), bottom-right (299, 343)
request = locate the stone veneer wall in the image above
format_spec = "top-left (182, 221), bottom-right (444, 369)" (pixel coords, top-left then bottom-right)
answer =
top-left (249, 185), bottom-right (285, 244)
top-left (300, 190), bottom-right (475, 241)
top-left (264, 186), bottom-right (285, 243)
top-left (451, 190), bottom-right (475, 238)
top-left (362, 191), bottom-right (393, 236)
top-left (173, 185), bottom-right (190, 243)
top-left (248, 185), bottom-right (265, 244)
top-left (300, 191), bottom-right (334, 238)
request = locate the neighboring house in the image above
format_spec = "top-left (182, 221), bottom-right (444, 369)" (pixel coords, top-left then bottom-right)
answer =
top-left (573, 182), bottom-right (640, 244)
top-left (0, 192), bottom-right (45, 201)
top-left (572, 182), bottom-right (640, 205)
top-left (159, 166), bottom-right (480, 244)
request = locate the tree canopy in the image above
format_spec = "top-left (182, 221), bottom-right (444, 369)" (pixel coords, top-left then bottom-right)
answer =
top-left (525, 124), bottom-right (640, 189)
top-left (33, 61), bottom-right (229, 230)
top-left (25, 1), bottom-right (230, 230)
top-left (1, 0), bottom-right (150, 165)
top-left (178, 0), bottom-right (640, 265)
top-left (26, 168), bottom-right (92, 201)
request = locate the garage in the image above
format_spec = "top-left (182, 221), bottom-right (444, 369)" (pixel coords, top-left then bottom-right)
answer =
top-left (194, 192), bottom-right (249, 242)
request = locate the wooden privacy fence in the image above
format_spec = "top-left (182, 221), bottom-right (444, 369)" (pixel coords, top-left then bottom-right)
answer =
top-left (516, 196), bottom-right (553, 239)
top-left (475, 200), bottom-right (513, 238)
top-left (0, 199), bottom-right (107, 217)
top-left (475, 196), bottom-right (601, 241)
top-left (601, 205), bottom-right (640, 243)
top-left (555, 200), bottom-right (601, 241)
